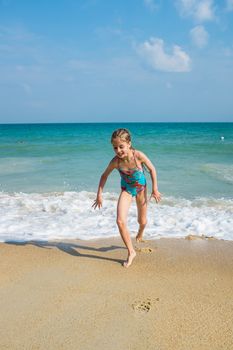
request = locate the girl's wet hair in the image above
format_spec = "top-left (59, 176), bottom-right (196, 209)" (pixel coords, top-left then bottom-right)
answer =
top-left (111, 128), bottom-right (131, 144)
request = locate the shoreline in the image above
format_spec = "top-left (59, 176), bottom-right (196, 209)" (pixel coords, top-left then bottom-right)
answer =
top-left (1, 237), bottom-right (233, 349)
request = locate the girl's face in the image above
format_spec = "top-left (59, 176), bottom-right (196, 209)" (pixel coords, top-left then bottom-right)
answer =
top-left (112, 137), bottom-right (131, 159)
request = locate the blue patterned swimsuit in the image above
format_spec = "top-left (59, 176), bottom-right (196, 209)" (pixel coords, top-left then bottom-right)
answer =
top-left (118, 151), bottom-right (146, 197)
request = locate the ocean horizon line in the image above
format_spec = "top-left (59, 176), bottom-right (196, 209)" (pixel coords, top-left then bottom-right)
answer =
top-left (0, 121), bottom-right (233, 125)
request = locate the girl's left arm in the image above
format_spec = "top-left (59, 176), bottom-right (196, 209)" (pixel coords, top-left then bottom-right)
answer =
top-left (137, 151), bottom-right (162, 203)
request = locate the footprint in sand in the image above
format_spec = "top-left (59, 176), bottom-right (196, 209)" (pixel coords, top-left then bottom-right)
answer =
top-left (132, 297), bottom-right (159, 314)
top-left (132, 299), bottom-right (152, 313)
top-left (135, 247), bottom-right (154, 253)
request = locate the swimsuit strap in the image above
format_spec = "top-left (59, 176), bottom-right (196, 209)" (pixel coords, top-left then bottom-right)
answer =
top-left (132, 149), bottom-right (139, 170)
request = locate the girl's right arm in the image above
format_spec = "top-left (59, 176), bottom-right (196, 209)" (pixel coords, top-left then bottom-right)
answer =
top-left (92, 158), bottom-right (117, 209)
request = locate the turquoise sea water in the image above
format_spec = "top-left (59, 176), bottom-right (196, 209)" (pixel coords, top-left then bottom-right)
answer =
top-left (0, 122), bottom-right (232, 197)
top-left (0, 122), bottom-right (232, 241)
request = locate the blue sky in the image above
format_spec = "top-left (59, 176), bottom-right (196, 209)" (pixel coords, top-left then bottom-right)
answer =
top-left (0, 0), bottom-right (233, 123)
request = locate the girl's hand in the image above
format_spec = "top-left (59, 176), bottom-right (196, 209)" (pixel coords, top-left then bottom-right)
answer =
top-left (92, 196), bottom-right (103, 210)
top-left (150, 190), bottom-right (162, 203)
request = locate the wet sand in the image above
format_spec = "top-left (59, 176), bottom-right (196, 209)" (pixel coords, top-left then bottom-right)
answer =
top-left (0, 237), bottom-right (233, 350)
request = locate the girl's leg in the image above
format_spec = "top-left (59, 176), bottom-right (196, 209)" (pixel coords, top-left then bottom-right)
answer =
top-left (116, 191), bottom-right (136, 267)
top-left (135, 188), bottom-right (148, 243)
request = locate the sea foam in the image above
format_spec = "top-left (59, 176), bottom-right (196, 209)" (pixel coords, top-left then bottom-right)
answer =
top-left (0, 191), bottom-right (232, 242)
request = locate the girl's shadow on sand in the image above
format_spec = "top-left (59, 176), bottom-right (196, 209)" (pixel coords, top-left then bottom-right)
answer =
top-left (6, 240), bottom-right (125, 265)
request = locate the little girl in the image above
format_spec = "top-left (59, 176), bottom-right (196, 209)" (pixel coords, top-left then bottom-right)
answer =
top-left (92, 128), bottom-right (161, 268)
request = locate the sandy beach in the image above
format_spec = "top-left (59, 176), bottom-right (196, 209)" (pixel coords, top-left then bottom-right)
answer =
top-left (0, 237), bottom-right (233, 350)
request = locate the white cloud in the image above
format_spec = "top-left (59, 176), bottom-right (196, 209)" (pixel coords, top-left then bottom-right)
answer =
top-left (144, 0), bottom-right (157, 12)
top-left (176, 0), bottom-right (215, 22)
top-left (226, 0), bottom-right (233, 11)
top-left (138, 37), bottom-right (191, 72)
top-left (190, 25), bottom-right (209, 48)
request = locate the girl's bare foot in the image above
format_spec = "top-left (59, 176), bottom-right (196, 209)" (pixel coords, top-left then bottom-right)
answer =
top-left (136, 234), bottom-right (145, 243)
top-left (123, 250), bottom-right (136, 268)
